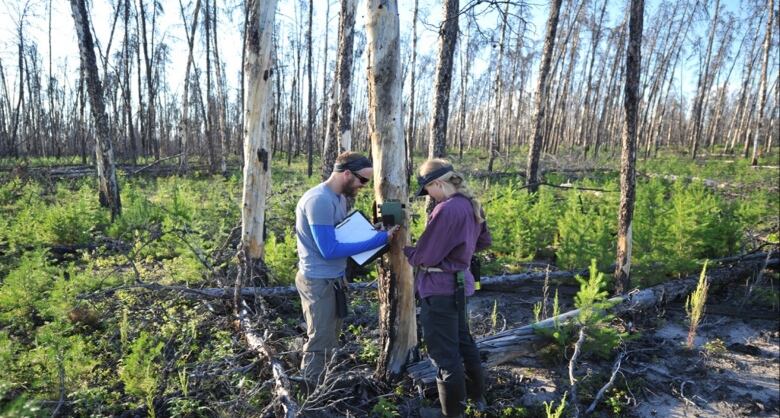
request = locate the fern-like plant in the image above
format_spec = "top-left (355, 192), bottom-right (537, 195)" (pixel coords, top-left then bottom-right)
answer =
top-left (685, 261), bottom-right (709, 349)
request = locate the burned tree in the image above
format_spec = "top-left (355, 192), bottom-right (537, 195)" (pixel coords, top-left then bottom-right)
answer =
top-left (614, 0), bottom-right (644, 295)
top-left (428, 0), bottom-right (459, 159)
top-left (366, 0), bottom-right (417, 380)
top-left (70, 0), bottom-right (122, 220)
top-left (238, 0), bottom-right (277, 289)
top-left (525, 0), bottom-right (563, 192)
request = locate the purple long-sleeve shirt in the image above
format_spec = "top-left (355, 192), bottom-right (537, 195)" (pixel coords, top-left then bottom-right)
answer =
top-left (404, 194), bottom-right (492, 299)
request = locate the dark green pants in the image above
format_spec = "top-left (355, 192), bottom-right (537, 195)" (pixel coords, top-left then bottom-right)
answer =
top-left (420, 295), bottom-right (485, 416)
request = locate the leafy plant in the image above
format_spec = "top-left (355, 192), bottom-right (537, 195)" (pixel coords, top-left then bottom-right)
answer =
top-left (370, 397), bottom-right (400, 417)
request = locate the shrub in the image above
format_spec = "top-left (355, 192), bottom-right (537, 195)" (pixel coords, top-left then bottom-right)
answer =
top-left (556, 191), bottom-right (615, 271)
top-left (0, 250), bottom-right (57, 333)
top-left (264, 228), bottom-right (298, 285)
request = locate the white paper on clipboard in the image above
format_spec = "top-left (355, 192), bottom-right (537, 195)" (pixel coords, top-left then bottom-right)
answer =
top-left (335, 211), bottom-right (386, 266)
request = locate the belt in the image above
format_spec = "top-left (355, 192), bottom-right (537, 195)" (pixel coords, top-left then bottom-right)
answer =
top-left (419, 266), bottom-right (445, 273)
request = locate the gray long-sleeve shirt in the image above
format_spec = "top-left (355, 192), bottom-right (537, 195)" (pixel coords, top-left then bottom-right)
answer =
top-left (404, 194), bottom-right (492, 298)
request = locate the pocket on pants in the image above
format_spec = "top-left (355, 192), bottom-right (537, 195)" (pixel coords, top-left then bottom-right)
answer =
top-left (333, 280), bottom-right (348, 319)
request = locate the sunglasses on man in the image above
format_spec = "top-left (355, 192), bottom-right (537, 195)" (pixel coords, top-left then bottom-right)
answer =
top-left (350, 171), bottom-right (370, 184)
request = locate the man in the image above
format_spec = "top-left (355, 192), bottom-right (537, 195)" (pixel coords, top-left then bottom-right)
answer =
top-left (295, 151), bottom-right (398, 391)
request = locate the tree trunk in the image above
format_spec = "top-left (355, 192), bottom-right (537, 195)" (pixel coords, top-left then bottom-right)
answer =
top-left (70, 0), bottom-right (122, 220)
top-left (137, 0), bottom-right (158, 160)
top-left (405, 0), bottom-right (419, 185)
top-left (366, 0), bottom-right (417, 380)
top-left (487, 3), bottom-right (509, 172)
top-left (321, 0), bottom-right (357, 180)
top-left (690, 0), bottom-right (720, 159)
top-left (614, 0), bottom-right (644, 295)
top-left (336, 0), bottom-right (356, 154)
top-left (177, 0), bottom-right (201, 173)
top-left (212, 0), bottom-right (229, 175)
top-left (428, 0), bottom-right (459, 160)
top-left (240, 0), bottom-right (277, 264)
top-left (525, 0), bottom-right (563, 192)
top-left (751, 0), bottom-right (774, 166)
top-left (306, 0), bottom-right (314, 177)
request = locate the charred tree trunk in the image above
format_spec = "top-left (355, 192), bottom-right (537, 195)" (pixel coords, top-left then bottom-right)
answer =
top-left (614, 0), bottom-right (644, 295)
top-left (525, 0), bottom-right (563, 192)
top-left (428, 0), bottom-right (459, 159)
top-left (70, 0), bottom-right (122, 220)
top-left (366, 0), bottom-right (417, 380)
top-left (321, 0), bottom-right (357, 180)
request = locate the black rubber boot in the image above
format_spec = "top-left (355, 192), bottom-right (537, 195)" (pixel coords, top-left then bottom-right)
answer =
top-left (436, 375), bottom-right (466, 417)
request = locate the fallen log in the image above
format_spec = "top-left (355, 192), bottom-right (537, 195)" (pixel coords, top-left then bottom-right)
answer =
top-left (101, 251), bottom-right (776, 301)
top-left (407, 254), bottom-right (779, 385)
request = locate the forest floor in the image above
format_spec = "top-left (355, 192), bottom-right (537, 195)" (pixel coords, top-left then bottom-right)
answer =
top-left (1, 151), bottom-right (778, 417)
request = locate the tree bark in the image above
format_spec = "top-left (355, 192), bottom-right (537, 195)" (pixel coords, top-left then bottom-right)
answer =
top-left (614, 0), bottom-right (644, 295)
top-left (366, 0), bottom-right (417, 380)
top-left (690, 0), bottom-right (720, 159)
top-left (240, 0), bottom-right (277, 262)
top-left (306, 0), bottom-right (314, 177)
top-left (177, 0), bottom-right (201, 173)
top-left (751, 0), bottom-right (774, 166)
top-left (321, 0), bottom-right (357, 180)
top-left (405, 0), bottom-right (419, 185)
top-left (212, 0), bottom-right (229, 175)
top-left (428, 0), bottom-right (459, 160)
top-left (487, 2), bottom-right (509, 172)
top-left (525, 0), bottom-right (563, 192)
top-left (70, 0), bottom-right (122, 220)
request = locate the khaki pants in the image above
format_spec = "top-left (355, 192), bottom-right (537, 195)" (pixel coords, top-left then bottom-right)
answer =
top-left (295, 271), bottom-right (343, 388)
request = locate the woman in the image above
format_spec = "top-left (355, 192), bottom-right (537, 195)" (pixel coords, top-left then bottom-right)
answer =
top-left (404, 159), bottom-right (491, 418)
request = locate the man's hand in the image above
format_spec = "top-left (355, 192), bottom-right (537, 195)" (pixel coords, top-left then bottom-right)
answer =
top-left (386, 225), bottom-right (401, 242)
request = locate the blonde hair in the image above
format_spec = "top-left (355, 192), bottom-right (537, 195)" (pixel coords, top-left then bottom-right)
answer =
top-left (419, 158), bottom-right (484, 223)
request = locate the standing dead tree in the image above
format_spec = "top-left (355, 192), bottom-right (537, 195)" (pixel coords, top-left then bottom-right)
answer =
top-left (70, 0), bottom-right (122, 221)
top-left (322, 0), bottom-right (357, 180)
top-left (428, 0), bottom-right (459, 160)
top-left (238, 0), bottom-right (276, 289)
top-left (751, 0), bottom-right (774, 166)
top-left (614, 0), bottom-right (644, 295)
top-left (366, 0), bottom-right (417, 380)
top-left (525, 0), bottom-right (563, 192)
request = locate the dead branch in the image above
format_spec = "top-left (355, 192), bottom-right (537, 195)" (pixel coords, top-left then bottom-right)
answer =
top-left (128, 153), bottom-right (182, 176)
top-left (237, 307), bottom-right (298, 418)
top-left (568, 327), bottom-right (586, 418)
top-left (585, 351), bottom-right (625, 415)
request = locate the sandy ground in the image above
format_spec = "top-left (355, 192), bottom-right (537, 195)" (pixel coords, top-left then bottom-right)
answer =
top-left (465, 279), bottom-right (780, 417)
